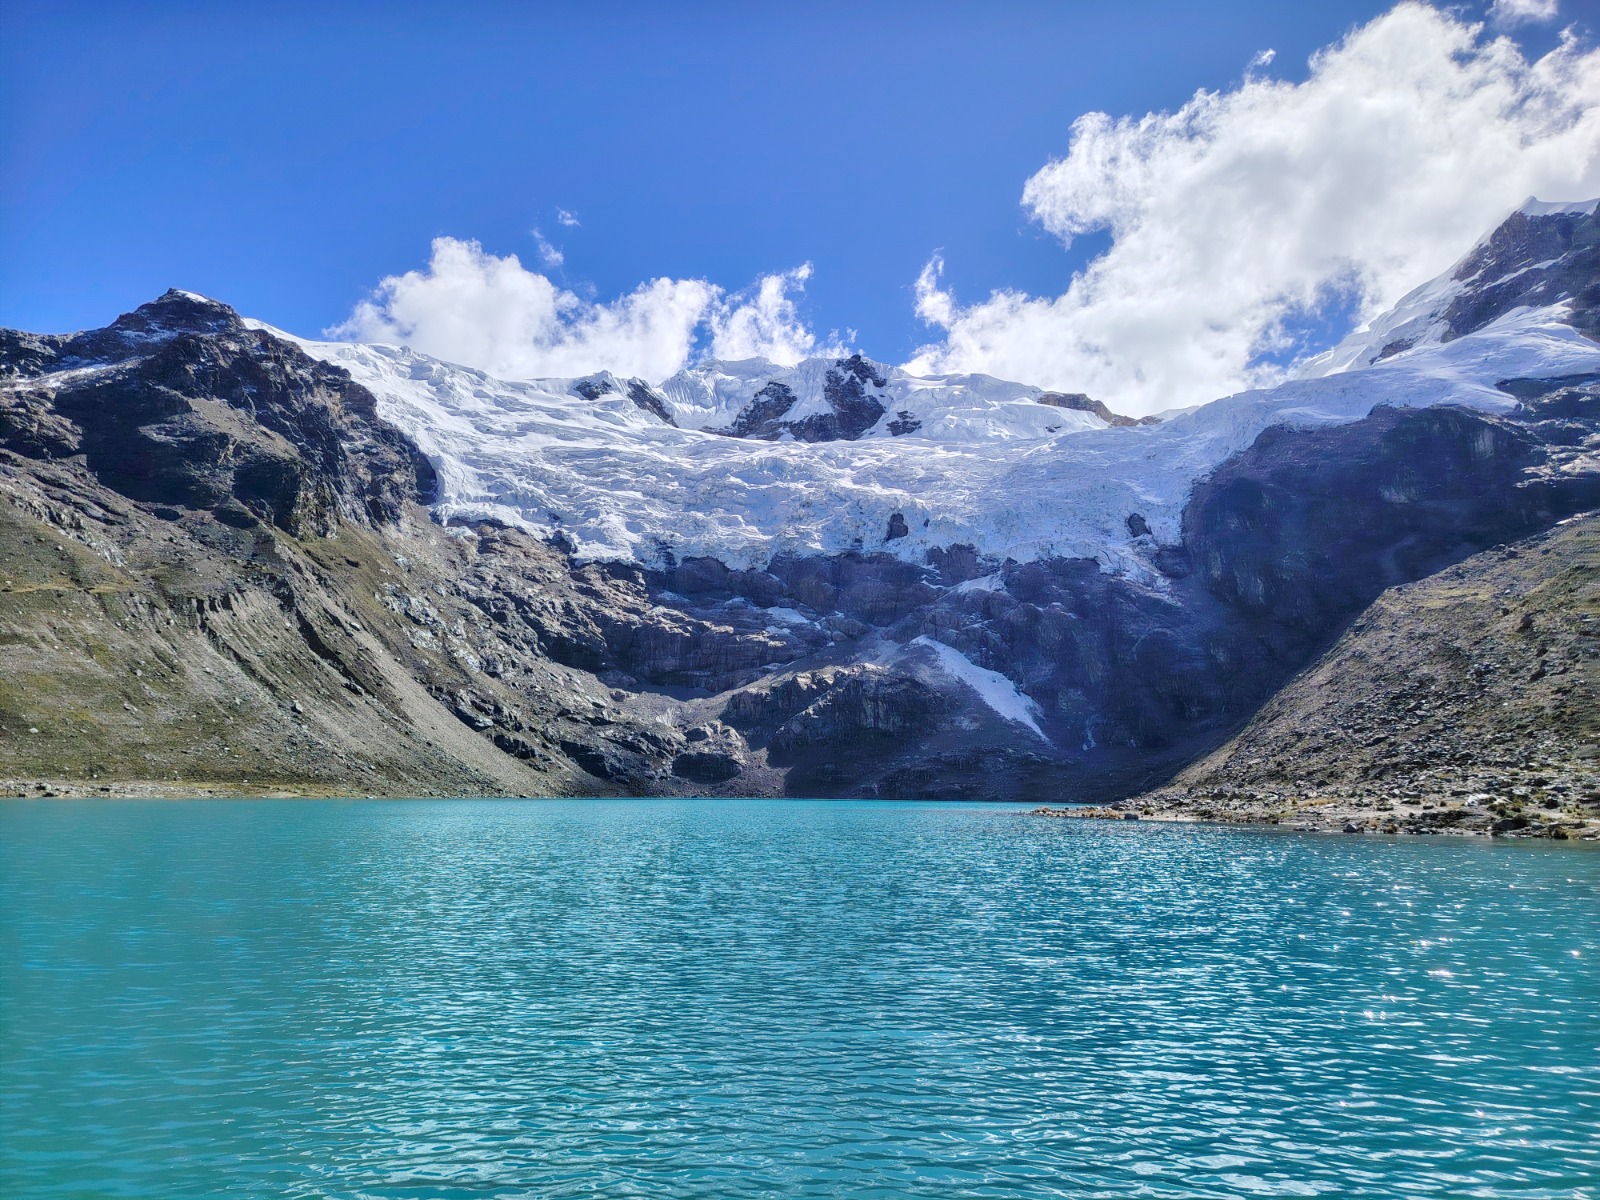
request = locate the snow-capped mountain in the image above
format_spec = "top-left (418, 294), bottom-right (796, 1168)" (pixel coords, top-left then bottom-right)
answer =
top-left (1298, 196), bottom-right (1600, 377)
top-left (2, 199), bottom-right (1596, 802)
top-left (253, 197), bottom-right (1600, 578)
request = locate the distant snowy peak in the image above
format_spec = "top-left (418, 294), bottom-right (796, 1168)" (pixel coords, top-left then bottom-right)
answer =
top-left (48, 197), bottom-right (1596, 579)
top-left (653, 352), bottom-right (1139, 445)
top-left (657, 353), bottom-right (890, 442)
top-left (1518, 197), bottom-right (1600, 218)
top-left (1299, 197), bottom-right (1599, 378)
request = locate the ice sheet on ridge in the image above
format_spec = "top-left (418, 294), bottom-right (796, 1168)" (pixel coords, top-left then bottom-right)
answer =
top-left (1297, 195), bottom-right (1599, 379)
top-left (1519, 197), bottom-right (1600, 217)
top-left (257, 305), bottom-right (1597, 576)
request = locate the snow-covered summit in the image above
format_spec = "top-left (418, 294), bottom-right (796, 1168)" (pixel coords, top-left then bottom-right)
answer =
top-left (1518, 197), bottom-right (1600, 218)
top-left (653, 353), bottom-right (1113, 444)
top-left (1298, 196), bottom-right (1599, 378)
top-left (252, 200), bottom-right (1599, 576)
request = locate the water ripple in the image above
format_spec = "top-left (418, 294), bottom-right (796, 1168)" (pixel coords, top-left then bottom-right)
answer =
top-left (3, 799), bottom-right (1598, 1198)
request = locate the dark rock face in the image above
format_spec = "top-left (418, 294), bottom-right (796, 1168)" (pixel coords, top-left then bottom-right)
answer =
top-left (1037, 392), bottom-right (1158, 427)
top-left (0, 291), bottom-right (433, 537)
top-left (925, 544), bottom-right (986, 585)
top-left (571, 377), bottom-right (615, 402)
top-left (788, 355), bottom-right (887, 442)
top-left (762, 552), bottom-right (940, 624)
top-left (1500, 373), bottom-right (1600, 466)
top-left (886, 410), bottom-right (922, 436)
top-left (625, 380), bottom-right (677, 426)
top-left (672, 750), bottom-right (743, 782)
top-left (0, 330), bottom-right (64, 382)
top-left (1123, 515), bottom-right (1600, 839)
top-left (1442, 206), bottom-right (1600, 341)
top-left (573, 376), bottom-right (676, 425)
top-left (446, 533), bottom-right (820, 694)
top-left (721, 381), bottom-right (798, 439)
top-left (714, 354), bottom-right (889, 443)
top-left (1181, 405), bottom-right (1596, 635)
top-left (722, 666), bottom-right (949, 796)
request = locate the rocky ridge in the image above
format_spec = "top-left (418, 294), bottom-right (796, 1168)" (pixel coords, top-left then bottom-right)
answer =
top-left (1041, 511), bottom-right (1600, 838)
top-left (3, 202), bottom-right (1599, 803)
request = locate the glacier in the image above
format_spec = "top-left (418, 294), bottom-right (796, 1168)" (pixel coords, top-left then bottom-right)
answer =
top-left (249, 201), bottom-right (1600, 579)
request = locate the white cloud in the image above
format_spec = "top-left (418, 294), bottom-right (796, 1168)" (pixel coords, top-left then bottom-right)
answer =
top-left (709, 264), bottom-right (840, 365)
top-left (331, 237), bottom-right (827, 380)
top-left (556, 208), bottom-right (580, 227)
top-left (531, 228), bottom-right (564, 269)
top-left (332, 237), bottom-right (715, 380)
top-left (1490, 0), bottom-right (1559, 27)
top-left (908, 3), bottom-right (1600, 415)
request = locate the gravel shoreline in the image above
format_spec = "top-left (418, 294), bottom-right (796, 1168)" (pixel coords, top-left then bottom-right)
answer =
top-left (1033, 797), bottom-right (1600, 839)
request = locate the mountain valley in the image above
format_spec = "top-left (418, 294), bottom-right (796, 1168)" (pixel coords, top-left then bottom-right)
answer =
top-left (2, 201), bottom-right (1596, 822)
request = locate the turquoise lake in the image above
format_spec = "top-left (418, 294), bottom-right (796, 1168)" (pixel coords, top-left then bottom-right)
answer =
top-left (2, 799), bottom-right (1597, 1198)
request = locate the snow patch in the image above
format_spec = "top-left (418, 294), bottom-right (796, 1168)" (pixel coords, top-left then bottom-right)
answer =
top-left (909, 636), bottom-right (1045, 738)
top-left (762, 607), bottom-right (810, 626)
top-left (955, 572), bottom-right (1005, 594)
top-left (1518, 196), bottom-right (1599, 217)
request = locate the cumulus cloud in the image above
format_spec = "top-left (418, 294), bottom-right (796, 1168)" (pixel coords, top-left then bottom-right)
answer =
top-left (331, 237), bottom-right (825, 380)
top-left (708, 264), bottom-right (839, 365)
top-left (1490, 0), bottom-right (1559, 27)
top-left (556, 208), bottom-right (580, 227)
top-left (908, 2), bottom-right (1600, 415)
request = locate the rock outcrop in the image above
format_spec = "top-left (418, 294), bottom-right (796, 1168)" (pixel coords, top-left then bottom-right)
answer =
top-left (1067, 513), bottom-right (1599, 838)
top-left (712, 354), bottom-right (890, 442)
top-left (0, 291), bottom-right (434, 537)
top-left (1037, 392), bottom-right (1158, 427)
top-left (3, 203), bottom-right (1598, 803)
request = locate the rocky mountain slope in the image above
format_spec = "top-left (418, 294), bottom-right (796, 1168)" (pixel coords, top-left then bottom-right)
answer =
top-left (2, 200), bottom-right (1597, 801)
top-left (1048, 512), bottom-right (1600, 838)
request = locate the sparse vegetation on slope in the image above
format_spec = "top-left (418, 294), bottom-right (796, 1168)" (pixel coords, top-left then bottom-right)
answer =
top-left (1043, 515), bottom-right (1600, 837)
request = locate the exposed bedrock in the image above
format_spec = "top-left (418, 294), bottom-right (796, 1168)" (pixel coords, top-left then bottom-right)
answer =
top-left (1111, 513), bottom-right (1600, 838)
top-left (1439, 205), bottom-right (1600, 343)
top-left (0, 291), bottom-right (435, 538)
top-left (2, 284), bottom-right (1597, 801)
top-left (393, 397), bottom-right (1578, 802)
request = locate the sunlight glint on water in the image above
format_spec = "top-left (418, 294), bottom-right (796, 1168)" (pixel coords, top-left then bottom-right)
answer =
top-left (2, 799), bottom-right (1597, 1198)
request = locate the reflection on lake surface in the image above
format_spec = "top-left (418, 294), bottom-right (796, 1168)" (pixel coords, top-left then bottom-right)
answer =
top-left (3, 798), bottom-right (1598, 1198)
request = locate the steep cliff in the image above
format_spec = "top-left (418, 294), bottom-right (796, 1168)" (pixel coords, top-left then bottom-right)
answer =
top-left (3, 202), bottom-right (1598, 801)
top-left (1060, 513), bottom-right (1598, 838)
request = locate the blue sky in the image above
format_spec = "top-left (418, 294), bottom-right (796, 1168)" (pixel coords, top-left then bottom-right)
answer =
top-left (2, 0), bottom-right (1595, 409)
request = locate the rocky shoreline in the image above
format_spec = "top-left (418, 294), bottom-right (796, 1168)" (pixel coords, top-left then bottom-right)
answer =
top-left (1031, 800), bottom-right (1600, 839)
top-left (1034, 514), bottom-right (1600, 841)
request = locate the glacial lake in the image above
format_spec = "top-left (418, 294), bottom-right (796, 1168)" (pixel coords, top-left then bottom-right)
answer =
top-left (2, 799), bottom-right (1597, 1198)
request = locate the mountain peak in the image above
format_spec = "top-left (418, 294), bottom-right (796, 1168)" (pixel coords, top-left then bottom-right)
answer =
top-left (115, 288), bottom-right (241, 334)
top-left (1518, 196), bottom-right (1600, 218)
top-left (38, 289), bottom-right (249, 365)
top-left (1298, 198), bottom-right (1599, 378)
